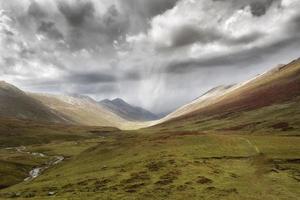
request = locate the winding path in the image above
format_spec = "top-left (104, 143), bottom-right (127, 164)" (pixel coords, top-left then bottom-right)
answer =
top-left (241, 138), bottom-right (261, 154)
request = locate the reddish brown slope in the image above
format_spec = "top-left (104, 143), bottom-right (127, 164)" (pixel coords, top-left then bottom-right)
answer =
top-left (162, 58), bottom-right (300, 124)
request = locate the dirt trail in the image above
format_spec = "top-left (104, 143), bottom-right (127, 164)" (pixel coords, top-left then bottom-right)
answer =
top-left (241, 138), bottom-right (261, 154)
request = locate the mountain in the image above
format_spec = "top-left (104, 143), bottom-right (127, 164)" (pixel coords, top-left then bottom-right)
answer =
top-left (99, 98), bottom-right (159, 121)
top-left (154, 58), bottom-right (300, 133)
top-left (160, 85), bottom-right (236, 122)
top-left (0, 81), bottom-right (68, 123)
top-left (29, 93), bottom-right (131, 128)
top-left (0, 81), bottom-right (152, 129)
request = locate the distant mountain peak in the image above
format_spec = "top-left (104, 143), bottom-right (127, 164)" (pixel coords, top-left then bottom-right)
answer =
top-left (99, 98), bottom-right (158, 122)
top-left (100, 99), bottom-right (111, 104)
top-left (112, 98), bottom-right (126, 104)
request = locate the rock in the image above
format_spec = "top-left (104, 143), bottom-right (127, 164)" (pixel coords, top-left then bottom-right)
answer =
top-left (48, 191), bottom-right (56, 196)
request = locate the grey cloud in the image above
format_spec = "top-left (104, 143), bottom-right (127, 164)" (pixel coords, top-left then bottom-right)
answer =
top-left (159, 26), bottom-right (264, 49)
top-left (288, 14), bottom-right (300, 33)
top-left (65, 73), bottom-right (117, 84)
top-left (58, 0), bottom-right (95, 27)
top-left (28, 1), bottom-right (47, 19)
top-left (250, 2), bottom-right (267, 16)
top-left (250, 0), bottom-right (274, 17)
top-left (38, 21), bottom-right (64, 40)
top-left (119, 0), bottom-right (179, 33)
top-left (168, 26), bottom-right (222, 48)
top-left (123, 71), bottom-right (141, 81)
top-left (142, 0), bottom-right (179, 17)
top-left (3, 29), bottom-right (14, 36)
top-left (166, 37), bottom-right (300, 74)
top-left (225, 32), bottom-right (265, 45)
top-left (56, 2), bottom-right (129, 51)
top-left (69, 83), bottom-right (119, 95)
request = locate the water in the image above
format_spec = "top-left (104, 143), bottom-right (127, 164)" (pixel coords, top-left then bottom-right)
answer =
top-left (5, 146), bottom-right (64, 181)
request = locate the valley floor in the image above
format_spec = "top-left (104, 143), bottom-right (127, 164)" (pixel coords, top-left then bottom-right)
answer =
top-left (0, 127), bottom-right (299, 200)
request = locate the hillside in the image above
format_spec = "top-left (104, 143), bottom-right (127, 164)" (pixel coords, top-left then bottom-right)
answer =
top-left (161, 85), bottom-right (236, 122)
top-left (0, 81), bottom-right (68, 123)
top-left (29, 93), bottom-right (130, 129)
top-left (99, 98), bottom-right (158, 122)
top-left (153, 58), bottom-right (300, 133)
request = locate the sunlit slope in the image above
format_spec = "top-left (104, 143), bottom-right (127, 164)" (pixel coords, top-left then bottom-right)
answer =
top-left (29, 93), bottom-right (132, 128)
top-left (0, 81), bottom-right (68, 123)
top-left (161, 85), bottom-right (236, 122)
top-left (154, 58), bottom-right (300, 133)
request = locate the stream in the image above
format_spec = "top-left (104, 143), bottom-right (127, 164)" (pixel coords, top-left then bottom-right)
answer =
top-left (5, 146), bottom-right (64, 181)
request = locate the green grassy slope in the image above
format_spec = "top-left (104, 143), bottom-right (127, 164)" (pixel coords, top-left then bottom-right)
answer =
top-left (0, 129), bottom-right (299, 200)
top-left (0, 118), bottom-right (119, 189)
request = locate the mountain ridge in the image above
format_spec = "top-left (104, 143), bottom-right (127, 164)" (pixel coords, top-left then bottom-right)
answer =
top-left (0, 81), bottom-right (70, 124)
top-left (153, 57), bottom-right (300, 131)
top-left (99, 98), bottom-right (159, 122)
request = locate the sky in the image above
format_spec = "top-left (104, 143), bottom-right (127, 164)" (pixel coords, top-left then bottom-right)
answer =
top-left (0, 0), bottom-right (300, 114)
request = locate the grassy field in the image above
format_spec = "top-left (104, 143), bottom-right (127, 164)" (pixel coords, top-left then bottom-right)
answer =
top-left (0, 127), bottom-right (299, 199)
top-left (0, 118), bottom-right (119, 190)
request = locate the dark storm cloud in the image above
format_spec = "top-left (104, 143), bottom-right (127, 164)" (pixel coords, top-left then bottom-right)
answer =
top-left (288, 13), bottom-right (300, 32)
top-left (57, 0), bottom-right (95, 27)
top-left (66, 73), bottom-right (117, 84)
top-left (119, 0), bottom-right (179, 32)
top-left (166, 37), bottom-right (300, 74)
top-left (250, 0), bottom-right (274, 17)
top-left (55, 1), bottom-right (131, 51)
top-left (168, 26), bottom-right (222, 48)
top-left (28, 1), bottom-right (47, 19)
top-left (130, 0), bottom-right (179, 17)
top-left (38, 21), bottom-right (63, 40)
top-left (64, 71), bottom-right (141, 85)
top-left (101, 5), bottom-right (130, 42)
top-left (159, 25), bottom-right (264, 49)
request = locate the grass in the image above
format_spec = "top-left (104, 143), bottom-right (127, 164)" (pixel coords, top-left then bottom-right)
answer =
top-left (0, 118), bottom-right (119, 190)
top-left (0, 129), bottom-right (299, 199)
top-left (151, 97), bottom-right (300, 135)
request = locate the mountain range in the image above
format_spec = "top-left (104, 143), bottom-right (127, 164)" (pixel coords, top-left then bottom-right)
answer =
top-left (0, 82), bottom-right (157, 129)
top-left (99, 98), bottom-right (158, 122)
top-left (0, 57), bottom-right (300, 131)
